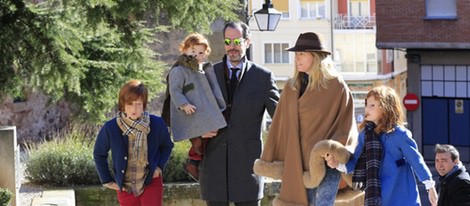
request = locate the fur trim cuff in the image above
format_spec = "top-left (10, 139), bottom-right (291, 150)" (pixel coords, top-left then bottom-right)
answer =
top-left (304, 139), bottom-right (351, 188)
top-left (253, 159), bottom-right (284, 179)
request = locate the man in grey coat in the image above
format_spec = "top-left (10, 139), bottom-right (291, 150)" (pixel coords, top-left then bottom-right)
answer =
top-left (198, 21), bottom-right (280, 206)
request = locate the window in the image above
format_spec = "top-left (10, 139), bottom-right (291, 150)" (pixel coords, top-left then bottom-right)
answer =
top-left (366, 53), bottom-right (377, 73)
top-left (351, 90), bottom-right (370, 123)
top-left (300, 0), bottom-right (325, 19)
top-left (352, 91), bottom-right (368, 108)
top-left (282, 12), bottom-right (290, 19)
top-left (350, 0), bottom-right (369, 17)
top-left (264, 43), bottom-right (289, 64)
top-left (421, 65), bottom-right (470, 98)
top-left (346, 0), bottom-right (370, 28)
top-left (426, 0), bottom-right (457, 19)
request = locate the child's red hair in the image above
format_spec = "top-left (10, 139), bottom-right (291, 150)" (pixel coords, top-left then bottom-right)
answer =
top-left (179, 32), bottom-right (211, 56)
top-left (118, 80), bottom-right (148, 112)
top-left (359, 86), bottom-right (404, 133)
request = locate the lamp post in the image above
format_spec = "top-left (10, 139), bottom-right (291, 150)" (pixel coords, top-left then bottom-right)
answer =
top-left (253, 0), bottom-right (282, 31)
top-left (245, 0), bottom-right (281, 60)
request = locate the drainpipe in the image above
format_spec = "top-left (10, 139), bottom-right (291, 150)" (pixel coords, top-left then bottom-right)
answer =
top-left (330, 0), bottom-right (335, 60)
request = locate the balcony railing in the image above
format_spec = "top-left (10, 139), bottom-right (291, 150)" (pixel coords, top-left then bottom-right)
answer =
top-left (334, 14), bottom-right (376, 30)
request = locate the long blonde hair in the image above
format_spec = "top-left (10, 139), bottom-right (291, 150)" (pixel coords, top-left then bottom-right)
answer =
top-left (289, 52), bottom-right (338, 91)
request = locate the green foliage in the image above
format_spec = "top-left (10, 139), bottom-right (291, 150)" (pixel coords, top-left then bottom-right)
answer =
top-left (163, 140), bottom-right (194, 183)
top-left (0, 188), bottom-right (12, 206)
top-left (24, 123), bottom-right (101, 186)
top-left (23, 121), bottom-right (195, 185)
top-left (155, 0), bottom-right (242, 33)
top-left (0, 0), bottom-right (240, 122)
top-left (69, 0), bottom-right (241, 33)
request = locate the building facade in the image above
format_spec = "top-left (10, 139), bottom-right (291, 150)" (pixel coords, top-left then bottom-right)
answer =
top-left (376, 0), bottom-right (470, 162)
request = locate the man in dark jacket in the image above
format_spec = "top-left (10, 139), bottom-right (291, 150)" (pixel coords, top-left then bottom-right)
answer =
top-left (198, 21), bottom-right (280, 206)
top-left (435, 144), bottom-right (470, 206)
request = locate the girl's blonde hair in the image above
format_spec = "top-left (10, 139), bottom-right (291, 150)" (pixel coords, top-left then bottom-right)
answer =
top-left (359, 86), bottom-right (404, 133)
top-left (288, 52), bottom-right (339, 91)
top-left (179, 32), bottom-right (211, 56)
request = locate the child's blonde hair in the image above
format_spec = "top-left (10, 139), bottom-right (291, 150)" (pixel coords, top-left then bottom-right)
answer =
top-left (179, 32), bottom-right (211, 56)
top-left (289, 52), bottom-right (339, 91)
top-left (359, 86), bottom-right (404, 133)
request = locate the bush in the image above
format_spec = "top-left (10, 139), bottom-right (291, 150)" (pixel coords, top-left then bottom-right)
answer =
top-left (24, 123), bottom-right (101, 186)
top-left (163, 140), bottom-right (194, 183)
top-left (25, 121), bottom-right (195, 185)
top-left (0, 187), bottom-right (12, 206)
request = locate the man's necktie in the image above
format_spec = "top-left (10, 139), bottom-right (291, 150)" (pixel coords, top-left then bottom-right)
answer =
top-left (229, 68), bottom-right (240, 104)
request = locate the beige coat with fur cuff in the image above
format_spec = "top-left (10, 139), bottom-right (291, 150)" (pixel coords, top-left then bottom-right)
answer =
top-left (302, 139), bottom-right (353, 188)
top-left (254, 140), bottom-right (352, 187)
top-left (253, 77), bottom-right (357, 206)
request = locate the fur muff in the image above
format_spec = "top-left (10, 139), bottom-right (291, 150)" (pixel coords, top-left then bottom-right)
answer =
top-left (253, 159), bottom-right (284, 180)
top-left (303, 139), bottom-right (352, 188)
top-left (273, 196), bottom-right (305, 206)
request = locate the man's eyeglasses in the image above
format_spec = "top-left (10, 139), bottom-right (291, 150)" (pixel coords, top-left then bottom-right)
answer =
top-left (224, 38), bottom-right (244, 46)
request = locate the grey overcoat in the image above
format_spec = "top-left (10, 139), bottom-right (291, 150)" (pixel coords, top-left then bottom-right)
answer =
top-left (168, 57), bottom-right (227, 142)
top-left (199, 56), bottom-right (280, 202)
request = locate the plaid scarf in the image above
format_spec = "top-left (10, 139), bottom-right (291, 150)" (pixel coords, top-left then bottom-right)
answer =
top-left (117, 111), bottom-right (150, 165)
top-left (117, 111), bottom-right (151, 196)
top-left (353, 121), bottom-right (383, 206)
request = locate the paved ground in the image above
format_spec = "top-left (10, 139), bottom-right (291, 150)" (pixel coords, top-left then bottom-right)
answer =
top-left (19, 183), bottom-right (44, 206)
top-left (18, 151), bottom-right (44, 206)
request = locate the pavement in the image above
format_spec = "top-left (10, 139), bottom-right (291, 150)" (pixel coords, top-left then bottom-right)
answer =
top-left (30, 190), bottom-right (75, 206)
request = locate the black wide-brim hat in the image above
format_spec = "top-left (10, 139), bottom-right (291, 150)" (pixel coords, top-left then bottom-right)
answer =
top-left (286, 32), bottom-right (331, 55)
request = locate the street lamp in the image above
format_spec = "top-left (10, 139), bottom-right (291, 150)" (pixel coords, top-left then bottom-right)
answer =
top-left (253, 0), bottom-right (282, 31)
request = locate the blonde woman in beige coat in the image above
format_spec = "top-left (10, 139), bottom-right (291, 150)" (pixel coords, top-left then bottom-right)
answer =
top-left (254, 32), bottom-right (358, 206)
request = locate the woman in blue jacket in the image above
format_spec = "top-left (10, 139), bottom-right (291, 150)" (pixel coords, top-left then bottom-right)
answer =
top-left (94, 80), bottom-right (174, 206)
top-left (326, 86), bottom-right (438, 206)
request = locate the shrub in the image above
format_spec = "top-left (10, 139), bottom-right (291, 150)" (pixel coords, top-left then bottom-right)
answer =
top-left (163, 140), bottom-right (194, 183)
top-left (25, 121), bottom-right (195, 185)
top-left (0, 187), bottom-right (12, 206)
top-left (24, 123), bottom-right (101, 186)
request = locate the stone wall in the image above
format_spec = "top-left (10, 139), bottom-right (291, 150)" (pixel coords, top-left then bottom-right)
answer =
top-left (74, 182), bottom-right (280, 206)
top-left (0, 91), bottom-right (71, 144)
top-left (0, 90), bottom-right (168, 145)
top-left (73, 181), bottom-right (364, 206)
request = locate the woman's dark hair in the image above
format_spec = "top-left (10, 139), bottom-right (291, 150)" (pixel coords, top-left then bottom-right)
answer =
top-left (223, 21), bottom-right (251, 39)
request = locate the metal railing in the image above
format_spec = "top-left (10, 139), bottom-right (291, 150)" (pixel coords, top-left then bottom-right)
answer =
top-left (334, 14), bottom-right (376, 30)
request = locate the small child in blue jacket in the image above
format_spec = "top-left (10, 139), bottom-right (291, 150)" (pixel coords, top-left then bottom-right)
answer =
top-left (326, 86), bottom-right (438, 206)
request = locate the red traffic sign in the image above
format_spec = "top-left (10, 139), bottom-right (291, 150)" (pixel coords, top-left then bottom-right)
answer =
top-left (403, 93), bottom-right (420, 111)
